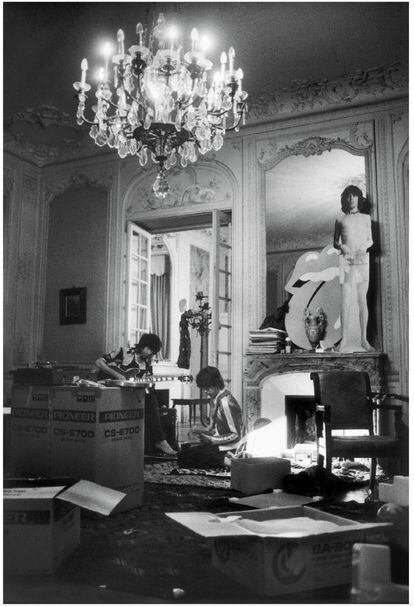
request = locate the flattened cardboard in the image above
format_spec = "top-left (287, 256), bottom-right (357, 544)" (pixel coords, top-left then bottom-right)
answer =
top-left (167, 512), bottom-right (253, 537)
top-left (55, 480), bottom-right (126, 515)
top-left (229, 489), bottom-right (319, 509)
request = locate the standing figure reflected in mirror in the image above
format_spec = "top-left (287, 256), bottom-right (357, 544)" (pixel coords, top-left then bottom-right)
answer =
top-left (333, 185), bottom-right (374, 353)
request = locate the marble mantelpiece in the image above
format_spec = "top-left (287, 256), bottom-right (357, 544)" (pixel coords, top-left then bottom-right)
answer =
top-left (243, 351), bottom-right (385, 428)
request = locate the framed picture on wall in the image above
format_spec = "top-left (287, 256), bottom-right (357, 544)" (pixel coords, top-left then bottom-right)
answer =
top-left (59, 287), bottom-right (87, 325)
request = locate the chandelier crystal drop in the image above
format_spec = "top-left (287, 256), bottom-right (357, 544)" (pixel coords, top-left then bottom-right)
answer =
top-left (73, 13), bottom-right (248, 197)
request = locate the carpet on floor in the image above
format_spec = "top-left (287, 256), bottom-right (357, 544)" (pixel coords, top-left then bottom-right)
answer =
top-left (143, 460), bottom-right (386, 490)
top-left (144, 462), bottom-right (232, 489)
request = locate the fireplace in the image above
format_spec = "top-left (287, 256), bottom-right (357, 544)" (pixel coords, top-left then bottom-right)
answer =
top-left (243, 351), bottom-right (384, 431)
top-left (285, 395), bottom-right (316, 449)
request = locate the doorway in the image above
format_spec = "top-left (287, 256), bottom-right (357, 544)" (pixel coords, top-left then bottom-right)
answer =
top-left (126, 210), bottom-right (233, 392)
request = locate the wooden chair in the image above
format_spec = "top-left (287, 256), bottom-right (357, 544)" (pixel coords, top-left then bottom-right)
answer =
top-left (310, 371), bottom-right (406, 491)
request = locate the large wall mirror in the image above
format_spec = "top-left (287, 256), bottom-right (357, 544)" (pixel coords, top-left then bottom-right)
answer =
top-left (264, 146), bottom-right (377, 348)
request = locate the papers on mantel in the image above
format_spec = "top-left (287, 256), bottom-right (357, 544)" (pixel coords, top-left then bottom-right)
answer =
top-left (229, 489), bottom-right (321, 509)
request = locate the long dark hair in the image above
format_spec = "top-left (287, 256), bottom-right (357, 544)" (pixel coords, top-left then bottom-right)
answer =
top-left (135, 333), bottom-right (162, 354)
top-left (340, 185), bottom-right (365, 213)
top-left (196, 366), bottom-right (225, 390)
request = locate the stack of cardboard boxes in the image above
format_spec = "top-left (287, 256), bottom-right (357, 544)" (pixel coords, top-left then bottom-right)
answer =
top-left (5, 381), bottom-right (147, 573)
top-left (9, 384), bottom-right (146, 512)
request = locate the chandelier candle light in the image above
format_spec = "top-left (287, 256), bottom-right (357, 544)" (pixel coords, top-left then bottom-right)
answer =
top-left (73, 13), bottom-right (248, 198)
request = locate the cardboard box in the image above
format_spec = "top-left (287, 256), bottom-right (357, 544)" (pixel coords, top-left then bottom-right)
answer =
top-left (111, 482), bottom-right (144, 514)
top-left (4, 478), bottom-right (125, 574)
top-left (50, 386), bottom-right (145, 491)
top-left (167, 506), bottom-right (391, 596)
top-left (231, 457), bottom-right (291, 495)
top-left (10, 385), bottom-right (54, 476)
top-left (9, 386), bottom-right (146, 510)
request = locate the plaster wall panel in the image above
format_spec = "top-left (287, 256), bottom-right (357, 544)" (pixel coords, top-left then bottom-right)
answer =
top-left (42, 185), bottom-right (108, 363)
top-left (3, 157), bottom-right (42, 371)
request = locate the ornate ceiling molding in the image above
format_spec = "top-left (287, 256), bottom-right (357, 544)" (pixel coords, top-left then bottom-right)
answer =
top-left (4, 104), bottom-right (101, 167)
top-left (8, 105), bottom-right (74, 129)
top-left (3, 64), bottom-right (406, 167)
top-left (248, 63), bottom-right (408, 124)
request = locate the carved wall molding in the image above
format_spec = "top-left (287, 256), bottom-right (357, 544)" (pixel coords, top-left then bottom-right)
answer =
top-left (248, 63), bottom-right (408, 124)
top-left (396, 147), bottom-right (409, 396)
top-left (375, 118), bottom-right (395, 363)
top-left (124, 161), bottom-right (235, 216)
top-left (349, 121), bottom-right (374, 148)
top-left (13, 173), bottom-right (40, 366)
top-left (44, 169), bottom-right (113, 204)
top-left (4, 166), bottom-right (15, 194)
top-left (22, 173), bottom-right (37, 203)
top-left (258, 127), bottom-right (373, 170)
top-left (267, 233), bottom-right (331, 253)
top-left (281, 135), bottom-right (343, 157)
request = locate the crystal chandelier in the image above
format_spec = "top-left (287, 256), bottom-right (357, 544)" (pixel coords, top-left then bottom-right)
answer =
top-left (73, 13), bottom-right (248, 198)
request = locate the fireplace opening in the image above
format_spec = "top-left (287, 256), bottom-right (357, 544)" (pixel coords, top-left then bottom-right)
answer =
top-left (245, 372), bottom-right (318, 462)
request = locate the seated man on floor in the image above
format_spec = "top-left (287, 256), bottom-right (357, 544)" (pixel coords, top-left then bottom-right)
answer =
top-left (190, 366), bottom-right (245, 454)
top-left (95, 333), bottom-right (177, 457)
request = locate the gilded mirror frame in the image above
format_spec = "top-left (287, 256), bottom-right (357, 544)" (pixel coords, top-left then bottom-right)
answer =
top-left (258, 131), bottom-right (382, 350)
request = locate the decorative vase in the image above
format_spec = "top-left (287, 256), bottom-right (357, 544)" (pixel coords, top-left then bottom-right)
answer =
top-left (304, 307), bottom-right (327, 350)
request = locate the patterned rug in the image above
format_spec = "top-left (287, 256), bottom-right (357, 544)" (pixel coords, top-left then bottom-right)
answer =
top-left (143, 459), bottom-right (386, 491)
top-left (144, 462), bottom-right (233, 489)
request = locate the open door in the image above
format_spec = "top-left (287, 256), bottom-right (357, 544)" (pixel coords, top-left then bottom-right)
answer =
top-left (127, 212), bottom-right (233, 388)
top-left (125, 222), bottom-right (151, 346)
top-left (210, 210), bottom-right (232, 388)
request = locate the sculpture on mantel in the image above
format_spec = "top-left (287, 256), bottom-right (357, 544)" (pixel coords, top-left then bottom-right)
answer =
top-left (333, 186), bottom-right (375, 353)
top-left (304, 306), bottom-right (327, 350)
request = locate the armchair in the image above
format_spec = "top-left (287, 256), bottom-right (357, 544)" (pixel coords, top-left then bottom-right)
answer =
top-left (310, 371), bottom-right (406, 491)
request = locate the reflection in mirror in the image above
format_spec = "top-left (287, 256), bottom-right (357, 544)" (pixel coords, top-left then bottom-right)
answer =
top-left (265, 148), bottom-right (366, 316)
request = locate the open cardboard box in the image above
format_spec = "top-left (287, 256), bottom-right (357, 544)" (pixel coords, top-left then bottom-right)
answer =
top-left (4, 477), bottom-right (126, 574)
top-left (167, 505), bottom-right (391, 596)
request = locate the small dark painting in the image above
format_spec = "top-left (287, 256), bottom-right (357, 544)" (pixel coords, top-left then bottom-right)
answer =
top-left (60, 287), bottom-right (87, 325)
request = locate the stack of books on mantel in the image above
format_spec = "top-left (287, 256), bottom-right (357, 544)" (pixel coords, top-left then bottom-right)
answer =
top-left (247, 327), bottom-right (287, 354)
